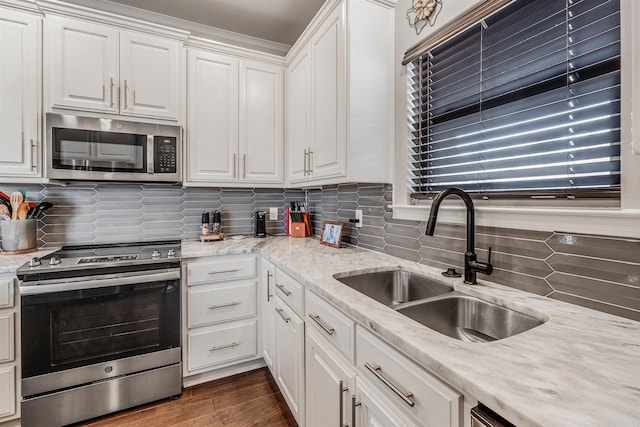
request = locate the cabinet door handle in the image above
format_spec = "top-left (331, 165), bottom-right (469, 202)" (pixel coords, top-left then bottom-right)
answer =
top-left (351, 394), bottom-right (361, 427)
top-left (208, 301), bottom-right (239, 310)
top-left (338, 381), bottom-right (349, 427)
top-left (275, 283), bottom-right (292, 296)
top-left (124, 80), bottom-right (129, 109)
top-left (243, 154), bottom-right (246, 179)
top-left (233, 153), bottom-right (237, 178)
top-left (110, 77), bottom-right (114, 108)
top-left (266, 271), bottom-right (273, 302)
top-left (209, 342), bottom-right (240, 352)
top-left (308, 148), bottom-right (313, 173)
top-left (304, 148), bottom-right (309, 176)
top-left (309, 313), bottom-right (335, 336)
top-left (30, 139), bottom-right (37, 169)
top-left (364, 362), bottom-right (415, 407)
top-left (275, 307), bottom-right (290, 323)
top-left (208, 268), bottom-right (240, 275)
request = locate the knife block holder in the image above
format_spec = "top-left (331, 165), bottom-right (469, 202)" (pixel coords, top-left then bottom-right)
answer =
top-left (291, 213), bottom-right (312, 238)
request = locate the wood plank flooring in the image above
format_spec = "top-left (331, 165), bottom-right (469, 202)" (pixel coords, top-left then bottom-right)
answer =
top-left (75, 368), bottom-right (298, 427)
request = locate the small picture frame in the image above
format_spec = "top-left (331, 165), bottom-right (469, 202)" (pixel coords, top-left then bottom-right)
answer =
top-left (320, 221), bottom-right (343, 248)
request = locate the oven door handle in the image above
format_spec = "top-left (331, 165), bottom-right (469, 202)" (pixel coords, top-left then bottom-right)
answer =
top-left (20, 270), bottom-right (181, 295)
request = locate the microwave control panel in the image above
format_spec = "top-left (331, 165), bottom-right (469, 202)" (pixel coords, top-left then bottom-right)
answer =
top-left (154, 136), bottom-right (177, 173)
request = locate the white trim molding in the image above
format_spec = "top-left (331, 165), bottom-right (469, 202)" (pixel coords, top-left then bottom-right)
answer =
top-left (391, 204), bottom-right (640, 238)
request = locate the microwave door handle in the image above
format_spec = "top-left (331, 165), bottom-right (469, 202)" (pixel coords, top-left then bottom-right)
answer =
top-left (147, 135), bottom-right (154, 174)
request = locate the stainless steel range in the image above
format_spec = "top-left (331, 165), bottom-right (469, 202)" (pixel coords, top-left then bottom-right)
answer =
top-left (17, 240), bottom-right (182, 427)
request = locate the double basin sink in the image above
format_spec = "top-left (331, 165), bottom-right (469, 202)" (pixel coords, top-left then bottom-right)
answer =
top-left (335, 270), bottom-right (544, 343)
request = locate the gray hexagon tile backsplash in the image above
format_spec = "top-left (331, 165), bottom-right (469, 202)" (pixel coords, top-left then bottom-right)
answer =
top-left (1, 182), bottom-right (638, 322)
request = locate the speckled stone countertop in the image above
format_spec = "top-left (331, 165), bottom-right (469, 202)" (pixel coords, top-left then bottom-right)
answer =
top-left (182, 237), bottom-right (639, 426)
top-left (0, 247), bottom-right (60, 274)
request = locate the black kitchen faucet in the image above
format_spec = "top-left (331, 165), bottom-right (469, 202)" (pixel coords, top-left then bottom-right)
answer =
top-left (425, 188), bottom-right (493, 284)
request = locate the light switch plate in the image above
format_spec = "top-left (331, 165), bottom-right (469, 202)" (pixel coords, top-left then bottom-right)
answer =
top-left (269, 207), bottom-right (278, 221)
top-left (355, 210), bottom-right (363, 228)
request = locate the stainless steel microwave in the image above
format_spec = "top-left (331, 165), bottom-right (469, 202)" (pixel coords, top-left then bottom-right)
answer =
top-left (46, 113), bottom-right (182, 182)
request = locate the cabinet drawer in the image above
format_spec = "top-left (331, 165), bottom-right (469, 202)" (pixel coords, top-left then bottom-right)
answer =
top-left (356, 327), bottom-right (461, 427)
top-left (274, 268), bottom-right (304, 316)
top-left (306, 291), bottom-right (355, 361)
top-left (0, 313), bottom-right (14, 364)
top-left (188, 281), bottom-right (256, 328)
top-left (188, 320), bottom-right (257, 371)
top-left (0, 277), bottom-right (14, 308)
top-left (0, 365), bottom-right (16, 419)
top-left (187, 256), bottom-right (256, 285)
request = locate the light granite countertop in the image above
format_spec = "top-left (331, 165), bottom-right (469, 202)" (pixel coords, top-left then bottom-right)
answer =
top-left (0, 247), bottom-right (61, 274)
top-left (183, 237), bottom-right (640, 427)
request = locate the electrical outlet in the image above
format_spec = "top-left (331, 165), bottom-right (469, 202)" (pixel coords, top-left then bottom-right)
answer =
top-left (269, 207), bottom-right (278, 221)
top-left (355, 210), bottom-right (363, 228)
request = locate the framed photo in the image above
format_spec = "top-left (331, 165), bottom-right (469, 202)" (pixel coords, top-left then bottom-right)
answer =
top-left (320, 221), bottom-right (343, 248)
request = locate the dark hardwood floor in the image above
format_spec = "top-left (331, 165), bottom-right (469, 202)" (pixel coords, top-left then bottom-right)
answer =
top-left (76, 368), bottom-right (298, 427)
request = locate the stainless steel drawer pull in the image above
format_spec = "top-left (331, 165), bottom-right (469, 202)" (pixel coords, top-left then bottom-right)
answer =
top-left (364, 362), bottom-right (415, 407)
top-left (275, 308), bottom-right (290, 323)
top-left (309, 313), bottom-right (335, 335)
top-left (208, 301), bottom-right (239, 310)
top-left (266, 271), bottom-right (273, 302)
top-left (276, 284), bottom-right (292, 296)
top-left (208, 269), bottom-right (240, 275)
top-left (209, 342), bottom-right (240, 352)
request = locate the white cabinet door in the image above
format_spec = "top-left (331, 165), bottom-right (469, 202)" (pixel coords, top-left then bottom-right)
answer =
top-left (286, 47), bottom-right (311, 184)
top-left (310, 6), bottom-right (346, 180)
top-left (0, 365), bottom-right (16, 420)
top-left (120, 31), bottom-right (180, 119)
top-left (355, 377), bottom-right (416, 427)
top-left (47, 15), bottom-right (119, 113)
top-left (239, 60), bottom-right (284, 184)
top-left (0, 313), bottom-right (15, 364)
top-left (261, 259), bottom-right (276, 373)
top-left (274, 297), bottom-right (305, 426)
top-left (0, 8), bottom-right (39, 177)
top-left (187, 49), bottom-right (238, 182)
top-left (305, 327), bottom-right (356, 427)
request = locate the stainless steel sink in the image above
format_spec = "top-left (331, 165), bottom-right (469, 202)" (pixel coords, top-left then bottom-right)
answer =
top-left (397, 295), bottom-right (544, 343)
top-left (335, 270), bottom-right (453, 306)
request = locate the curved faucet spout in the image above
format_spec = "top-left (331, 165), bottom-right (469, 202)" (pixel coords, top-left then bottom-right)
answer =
top-left (425, 188), bottom-right (492, 284)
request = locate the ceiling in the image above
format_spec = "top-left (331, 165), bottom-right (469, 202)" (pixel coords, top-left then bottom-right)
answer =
top-left (76, 0), bottom-right (327, 46)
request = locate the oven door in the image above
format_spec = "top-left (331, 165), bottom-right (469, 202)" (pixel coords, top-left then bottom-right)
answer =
top-left (20, 269), bottom-right (181, 395)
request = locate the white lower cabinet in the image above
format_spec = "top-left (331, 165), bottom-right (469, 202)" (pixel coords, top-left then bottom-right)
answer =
top-left (184, 255), bottom-right (260, 376)
top-left (305, 327), bottom-right (356, 427)
top-left (0, 275), bottom-right (18, 423)
top-left (356, 327), bottom-right (462, 427)
top-left (260, 259), bottom-right (276, 371)
top-left (274, 296), bottom-right (305, 425)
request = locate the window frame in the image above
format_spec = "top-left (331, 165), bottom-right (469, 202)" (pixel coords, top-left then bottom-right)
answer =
top-left (391, 0), bottom-right (640, 239)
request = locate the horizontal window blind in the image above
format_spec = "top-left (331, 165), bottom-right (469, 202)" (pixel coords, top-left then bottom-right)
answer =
top-left (408, 0), bottom-right (621, 197)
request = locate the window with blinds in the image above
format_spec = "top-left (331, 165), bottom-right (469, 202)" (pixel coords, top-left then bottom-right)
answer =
top-left (407, 0), bottom-right (621, 197)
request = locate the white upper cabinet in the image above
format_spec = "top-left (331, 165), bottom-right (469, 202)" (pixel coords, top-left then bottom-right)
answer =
top-left (186, 48), bottom-right (284, 186)
top-left (239, 61), bottom-right (284, 183)
top-left (285, 0), bottom-right (394, 186)
top-left (187, 50), bottom-right (238, 183)
top-left (119, 31), bottom-right (180, 119)
top-left (46, 15), bottom-right (181, 121)
top-left (0, 6), bottom-right (41, 179)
